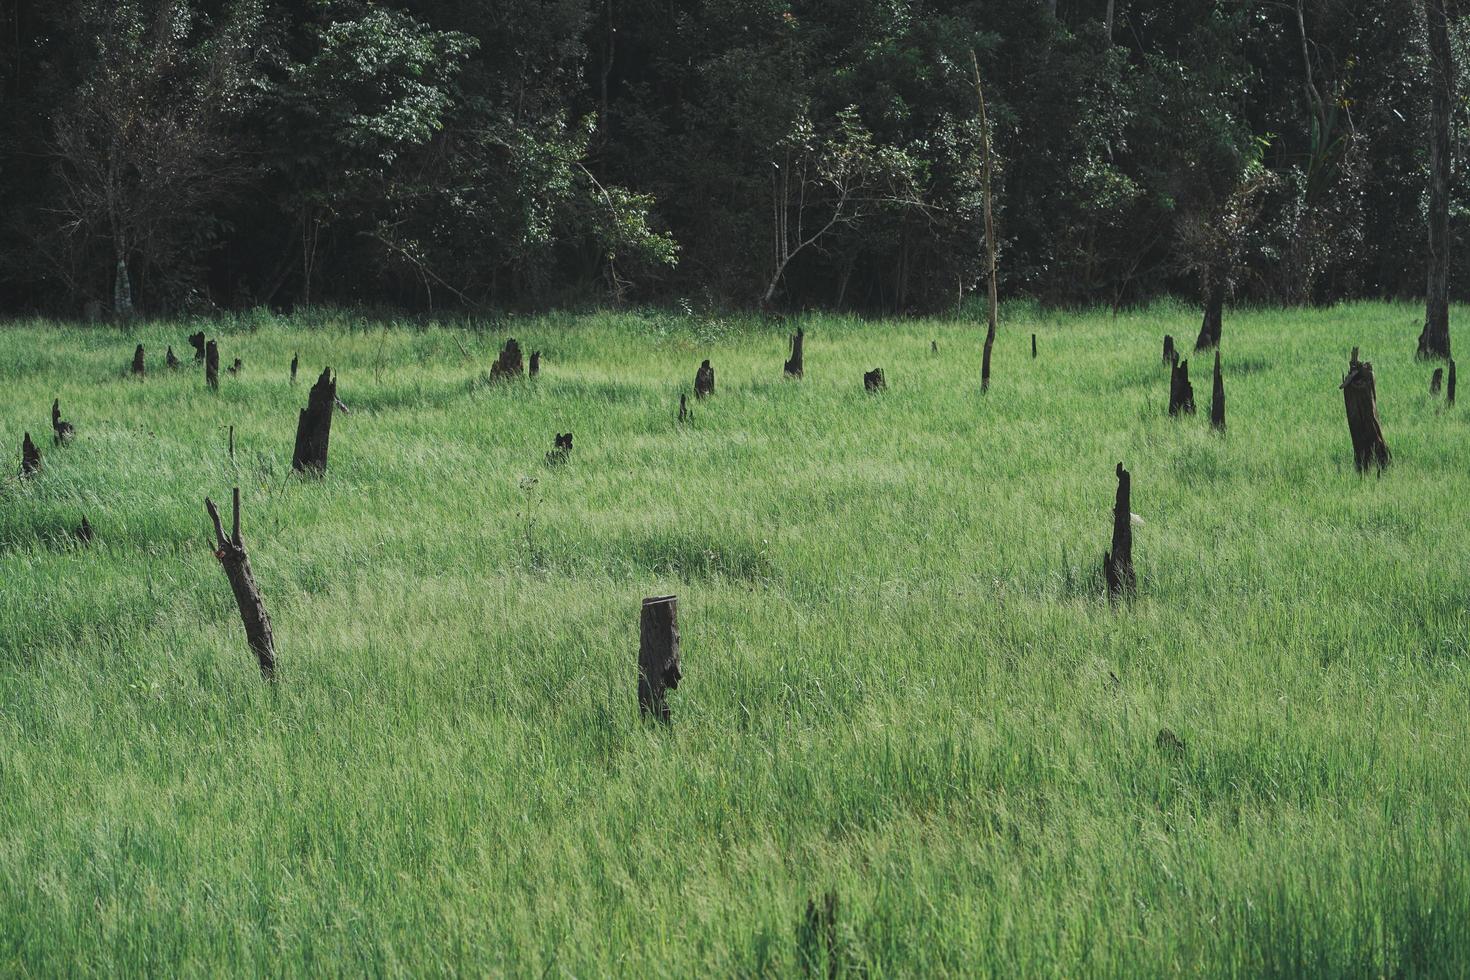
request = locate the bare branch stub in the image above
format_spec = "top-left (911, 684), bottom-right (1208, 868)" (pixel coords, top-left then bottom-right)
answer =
top-left (1341, 349), bottom-right (1390, 473)
top-left (784, 328), bottom-right (804, 378)
top-left (20, 432), bottom-right (41, 477)
top-left (695, 359), bottom-right (715, 399)
top-left (639, 595), bottom-right (682, 722)
top-left (204, 487), bottom-right (276, 680)
top-left (1103, 462), bottom-right (1135, 603)
top-left (292, 368), bottom-right (336, 474)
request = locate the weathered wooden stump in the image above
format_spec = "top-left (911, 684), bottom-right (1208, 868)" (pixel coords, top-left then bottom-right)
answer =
top-left (864, 368), bottom-right (886, 393)
top-left (292, 368), bottom-right (336, 474)
top-left (529, 351), bottom-right (541, 378)
top-left (545, 432), bottom-right (573, 465)
top-left (1449, 359), bottom-right (1457, 407)
top-left (188, 331), bottom-right (206, 361)
top-left (1168, 358), bottom-right (1195, 415)
top-left (20, 432), bottom-right (40, 477)
top-left (638, 595), bottom-right (682, 721)
top-left (205, 487), bottom-right (277, 681)
top-left (784, 328), bottom-right (804, 378)
top-left (51, 399), bottom-right (74, 444)
top-left (166, 346), bottom-right (181, 369)
top-left (1103, 462), bottom-right (1135, 602)
top-left (228, 425), bottom-right (235, 460)
top-left (1195, 281), bottom-right (1224, 351)
top-left (1162, 334), bottom-right (1177, 366)
top-left (1431, 368), bottom-right (1443, 396)
top-left (76, 515), bottom-right (93, 545)
top-left (678, 393), bottom-right (689, 424)
top-left (228, 357), bottom-right (242, 375)
top-left (489, 338), bottom-right (524, 380)
top-left (695, 359), bottom-right (715, 399)
top-left (1209, 350), bottom-right (1226, 431)
top-left (1031, 333), bottom-right (1037, 359)
top-left (931, 340), bottom-right (938, 355)
top-left (131, 344), bottom-right (145, 376)
top-left (205, 340), bottom-right (219, 390)
top-left (1341, 348), bottom-right (1390, 473)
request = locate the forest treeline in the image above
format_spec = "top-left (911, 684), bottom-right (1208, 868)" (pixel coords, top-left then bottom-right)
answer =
top-left (1, 0), bottom-right (1466, 317)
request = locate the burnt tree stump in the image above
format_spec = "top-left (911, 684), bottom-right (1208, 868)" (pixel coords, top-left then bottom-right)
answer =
top-left (205, 340), bottom-right (220, 390)
top-left (784, 328), bottom-right (804, 378)
top-left (1168, 358), bottom-right (1195, 416)
top-left (864, 368), bottom-right (886, 393)
top-left (1341, 349), bottom-right (1390, 473)
top-left (638, 595), bottom-right (682, 721)
top-left (1431, 368), bottom-right (1443, 396)
top-left (292, 368), bottom-right (336, 474)
top-left (981, 324), bottom-right (995, 391)
top-left (695, 359), bottom-right (715, 399)
top-left (931, 340), bottom-right (938, 355)
top-left (20, 432), bottom-right (40, 477)
top-left (529, 351), bottom-right (541, 378)
top-left (51, 399), bottom-right (74, 444)
top-left (290, 353), bottom-right (299, 384)
top-left (131, 344), bottom-right (145, 376)
top-left (1195, 281), bottom-right (1225, 351)
top-left (166, 346), bottom-right (181, 369)
top-left (1163, 334), bottom-right (1178, 366)
top-left (545, 432), bottom-right (573, 465)
top-left (489, 338), bottom-right (524, 380)
top-left (1103, 462), bottom-right (1135, 602)
top-left (76, 515), bottom-right (93, 545)
top-left (228, 425), bottom-right (235, 460)
top-left (1449, 359), bottom-right (1457, 407)
top-left (678, 393), bottom-right (689, 424)
top-left (1032, 333), bottom-right (1037, 359)
top-left (1209, 350), bottom-right (1226, 431)
top-left (228, 358), bottom-right (242, 375)
top-left (205, 488), bottom-right (277, 681)
top-left (188, 331), bottom-right (206, 361)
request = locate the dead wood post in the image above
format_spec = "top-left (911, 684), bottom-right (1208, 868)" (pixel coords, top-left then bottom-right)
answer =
top-left (292, 368), bottom-right (336, 474)
top-left (1103, 462), bottom-right (1135, 602)
top-left (1449, 359), bottom-right (1457, 406)
top-left (131, 344), bottom-right (145, 376)
top-left (931, 340), bottom-right (938, 355)
top-left (166, 346), bottom-right (180, 369)
top-left (52, 399), bottom-right (74, 444)
top-left (1168, 358), bottom-right (1195, 416)
top-left (638, 595), bottom-right (682, 721)
top-left (1163, 335), bottom-right (1177, 366)
top-left (971, 50), bottom-right (999, 392)
top-left (228, 358), bottom-right (242, 375)
top-left (530, 351), bottom-right (541, 377)
top-left (785, 328), bottom-right (804, 378)
top-left (188, 331), bottom-right (206, 361)
top-left (1194, 280), bottom-right (1225, 351)
top-left (228, 425), bottom-right (235, 460)
top-left (290, 353), bottom-right (299, 384)
top-left (864, 368), bottom-right (886, 392)
top-left (1210, 350), bottom-right (1226, 430)
top-left (205, 487), bottom-right (277, 681)
top-left (1431, 368), bottom-right (1443, 396)
top-left (489, 338), bottom-right (524, 380)
top-left (1341, 348), bottom-right (1390, 473)
top-left (695, 359), bottom-right (715, 399)
top-left (1032, 333), bottom-right (1037, 359)
top-left (20, 432), bottom-right (40, 476)
top-left (205, 340), bottom-right (219, 390)
top-left (678, 393), bottom-right (689, 423)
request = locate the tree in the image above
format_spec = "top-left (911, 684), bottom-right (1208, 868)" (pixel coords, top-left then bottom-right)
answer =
top-left (1418, 0), bottom-right (1455, 359)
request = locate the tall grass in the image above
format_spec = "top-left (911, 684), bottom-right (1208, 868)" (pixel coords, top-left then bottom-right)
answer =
top-left (0, 303), bottom-right (1466, 976)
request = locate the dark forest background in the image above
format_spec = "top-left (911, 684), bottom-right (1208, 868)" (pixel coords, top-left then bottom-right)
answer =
top-left (1, 0), bottom-right (1466, 317)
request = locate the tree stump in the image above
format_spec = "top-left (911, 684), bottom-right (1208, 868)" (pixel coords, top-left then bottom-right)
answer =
top-left (695, 359), bottom-right (715, 399)
top-left (489, 338), bottom-right (524, 380)
top-left (205, 488), bottom-right (277, 681)
top-left (131, 344), bottom-right (145, 376)
top-left (1168, 358), bottom-right (1195, 415)
top-left (1341, 349), bottom-right (1390, 473)
top-left (166, 346), bottom-right (181, 369)
top-left (51, 399), bottom-right (74, 444)
top-left (545, 432), bottom-right (572, 465)
top-left (1449, 359), bottom-right (1457, 407)
top-left (205, 340), bottom-right (220, 390)
top-left (290, 353), bottom-right (299, 384)
top-left (228, 358), bottom-right (242, 375)
top-left (292, 368), bottom-right (336, 474)
top-left (20, 432), bottom-right (40, 477)
top-left (1195, 281), bottom-right (1225, 351)
top-left (228, 425), bottom-right (235, 460)
top-left (784, 328), bottom-right (804, 378)
top-left (76, 515), bottom-right (93, 545)
top-left (981, 323), bottom-right (995, 390)
top-left (529, 351), bottom-right (541, 378)
top-left (678, 393), bottom-right (689, 424)
top-left (638, 595), bottom-right (682, 721)
top-left (1103, 462), bottom-right (1135, 602)
top-left (864, 368), bottom-right (886, 393)
top-left (1209, 350), bottom-right (1226, 430)
top-left (931, 340), bottom-right (938, 355)
top-left (1032, 333), bottom-right (1037, 359)
top-left (1162, 334), bottom-right (1177, 366)
top-left (1431, 368), bottom-right (1443, 396)
top-left (188, 331), bottom-right (206, 361)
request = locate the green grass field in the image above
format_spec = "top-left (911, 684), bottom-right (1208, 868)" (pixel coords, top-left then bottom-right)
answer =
top-left (1, 302), bottom-right (1467, 976)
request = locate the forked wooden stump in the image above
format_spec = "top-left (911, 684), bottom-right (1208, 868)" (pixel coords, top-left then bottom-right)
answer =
top-left (864, 368), bottom-right (886, 393)
top-left (784, 328), bottom-right (804, 378)
top-left (1341, 348), bottom-right (1390, 473)
top-left (529, 351), bottom-right (541, 377)
top-left (205, 487), bottom-right (276, 680)
top-left (1431, 368), bottom-right (1443, 396)
top-left (1210, 350), bottom-right (1226, 431)
top-left (20, 432), bottom-right (40, 477)
top-left (1449, 359), bottom-right (1457, 407)
top-left (205, 340), bottom-right (219, 390)
top-left (1168, 358), bottom-right (1195, 415)
top-left (1163, 334), bottom-right (1177, 366)
top-left (545, 432), bottom-right (572, 465)
top-left (1103, 462), bottom-right (1135, 603)
top-left (695, 359), bottom-right (715, 399)
top-left (489, 338), bottom-right (524, 380)
top-left (166, 346), bottom-right (180, 369)
top-left (131, 344), bottom-right (145, 376)
top-left (188, 331), bottom-right (206, 361)
top-left (290, 353), bottom-right (299, 384)
top-left (638, 595), bottom-right (682, 721)
top-left (292, 368), bottom-right (336, 474)
top-left (51, 399), bottom-right (74, 444)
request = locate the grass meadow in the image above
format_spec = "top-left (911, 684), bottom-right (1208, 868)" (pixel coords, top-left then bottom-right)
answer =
top-left (1, 301), bottom-right (1468, 976)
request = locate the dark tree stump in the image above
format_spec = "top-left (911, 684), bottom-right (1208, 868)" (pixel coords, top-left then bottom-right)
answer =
top-left (20, 432), bottom-right (40, 477)
top-left (228, 358), bottom-right (242, 375)
top-left (529, 351), bottom-right (541, 377)
top-left (1431, 368), bottom-right (1443, 396)
top-left (292, 368), bottom-right (336, 474)
top-left (545, 432), bottom-right (573, 465)
top-left (695, 359), bottom-right (715, 399)
top-left (166, 346), bottom-right (180, 369)
top-left (1031, 333), bottom-right (1037, 359)
top-left (188, 331), bottom-right (206, 361)
top-left (51, 399), bottom-right (74, 444)
top-left (228, 425), bottom-right (235, 460)
top-left (205, 340), bottom-right (219, 390)
top-left (76, 515), bottom-right (93, 545)
top-left (131, 344), bottom-right (145, 376)
top-left (638, 595), bottom-right (682, 721)
top-left (864, 368), bottom-right (886, 393)
top-left (784, 328), bottom-right (804, 378)
top-left (1209, 350), bottom-right (1226, 431)
top-left (678, 393), bottom-right (689, 424)
top-left (1195, 281), bottom-right (1224, 351)
top-left (1162, 335), bottom-right (1177, 366)
top-left (981, 322), bottom-right (995, 390)
top-left (1103, 462), bottom-right (1135, 602)
top-left (205, 488), bottom-right (277, 681)
top-left (290, 353), bottom-right (299, 384)
top-left (931, 340), bottom-right (938, 355)
top-left (1341, 348), bottom-right (1390, 473)
top-left (489, 338), bottom-right (524, 380)
top-left (1168, 358), bottom-right (1195, 416)
top-left (1449, 359), bottom-right (1457, 407)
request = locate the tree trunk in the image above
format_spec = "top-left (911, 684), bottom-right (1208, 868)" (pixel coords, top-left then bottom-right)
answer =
top-left (972, 51), bottom-right (999, 392)
top-left (695, 359), bottom-right (715, 399)
top-left (292, 368), bottom-right (336, 474)
top-left (20, 432), bottom-right (40, 477)
top-left (1419, 0), bottom-right (1454, 359)
top-left (784, 328), bottom-right (804, 378)
top-left (205, 488), bottom-right (277, 680)
top-left (1195, 280), bottom-right (1224, 351)
top-left (1103, 462), bottom-right (1134, 602)
top-left (131, 344), bottom-right (145, 376)
top-left (1168, 358), bottom-right (1196, 416)
top-left (1341, 348), bottom-right (1391, 472)
top-left (1210, 350), bottom-right (1226, 430)
top-left (205, 340), bottom-right (219, 390)
top-left (113, 257), bottom-right (133, 318)
top-left (638, 595), bottom-right (681, 721)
